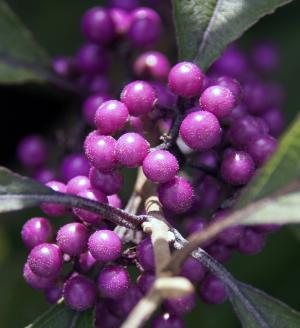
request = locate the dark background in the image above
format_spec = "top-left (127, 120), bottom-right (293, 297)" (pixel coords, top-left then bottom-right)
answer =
top-left (0, 1), bottom-right (299, 327)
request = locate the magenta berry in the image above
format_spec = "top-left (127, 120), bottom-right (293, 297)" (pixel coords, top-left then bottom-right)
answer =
top-left (17, 135), bottom-right (47, 168)
top-left (88, 230), bottom-right (122, 262)
top-left (23, 262), bottom-right (53, 290)
top-left (44, 280), bottom-right (63, 304)
top-left (56, 223), bottom-right (89, 256)
top-left (142, 150), bottom-right (179, 183)
top-left (199, 275), bottom-right (227, 304)
top-left (261, 107), bottom-right (284, 137)
top-left (28, 243), bottom-right (63, 278)
top-left (66, 175), bottom-right (91, 195)
top-left (200, 85), bottom-right (236, 119)
top-left (21, 217), bottom-right (53, 250)
top-left (168, 62), bottom-right (204, 98)
top-left (60, 154), bottom-right (90, 182)
top-left (137, 271), bottom-right (155, 294)
top-left (180, 257), bottom-right (205, 284)
top-left (108, 194), bottom-right (122, 208)
top-left (95, 100), bottom-right (129, 135)
top-left (158, 176), bottom-right (193, 214)
top-left (84, 131), bottom-right (117, 172)
top-left (163, 292), bottom-right (196, 315)
top-left (179, 111), bottom-right (221, 150)
top-left (97, 265), bottom-right (130, 299)
top-left (110, 8), bottom-right (131, 36)
top-left (89, 167), bottom-right (123, 195)
top-left (64, 274), bottom-right (97, 311)
top-left (136, 238), bottom-right (155, 271)
top-left (115, 132), bottom-right (150, 167)
top-left (82, 92), bottom-right (111, 126)
top-left (121, 81), bottom-right (156, 116)
top-left (41, 181), bottom-right (67, 217)
top-left (221, 150), bottom-right (255, 186)
top-left (238, 229), bottom-right (266, 255)
top-left (216, 76), bottom-right (242, 100)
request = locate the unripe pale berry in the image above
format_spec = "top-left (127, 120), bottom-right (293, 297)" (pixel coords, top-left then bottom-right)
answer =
top-left (168, 62), bottom-right (204, 98)
top-left (120, 81), bottom-right (156, 116)
top-left (179, 111), bottom-right (221, 150)
top-left (88, 230), bottom-right (122, 262)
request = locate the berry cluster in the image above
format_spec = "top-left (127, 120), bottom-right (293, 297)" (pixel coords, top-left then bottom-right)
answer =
top-left (16, 1), bottom-right (285, 327)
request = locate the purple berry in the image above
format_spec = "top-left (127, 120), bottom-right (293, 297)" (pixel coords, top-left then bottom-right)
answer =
top-left (108, 194), bottom-right (122, 208)
top-left (89, 167), bottom-right (123, 195)
top-left (21, 217), bottom-right (53, 249)
top-left (134, 51), bottom-right (170, 81)
top-left (168, 62), bottom-right (204, 98)
top-left (60, 154), bottom-right (90, 182)
top-left (151, 313), bottom-right (184, 328)
top-left (64, 274), bottom-right (97, 311)
top-left (82, 92), bottom-right (111, 126)
top-left (151, 82), bottom-right (177, 109)
top-left (88, 230), bottom-right (122, 262)
top-left (74, 189), bottom-right (108, 225)
top-left (179, 111), bottom-right (221, 150)
top-left (184, 217), bottom-right (206, 236)
top-left (129, 8), bottom-right (162, 47)
top-left (95, 300), bottom-right (122, 328)
top-left (23, 262), bottom-right (53, 290)
top-left (238, 229), bottom-right (266, 255)
top-left (206, 243), bottom-right (231, 263)
top-left (52, 56), bottom-right (76, 79)
top-left (45, 280), bottom-right (63, 304)
top-left (81, 7), bottom-right (115, 44)
top-left (34, 168), bottom-right (55, 184)
top-left (261, 107), bottom-right (284, 137)
top-left (41, 181), bottom-right (67, 217)
top-left (17, 135), bottom-right (47, 168)
top-left (216, 76), bottom-right (241, 100)
top-left (84, 131), bottom-right (117, 172)
top-left (66, 175), bottom-right (91, 195)
top-left (110, 8), bottom-right (131, 36)
top-left (221, 150), bottom-right (255, 186)
top-left (56, 223), bottom-right (89, 256)
top-left (95, 100), bottom-right (129, 135)
top-left (199, 275), bottom-right (227, 304)
top-left (121, 81), bottom-right (156, 116)
top-left (200, 85), bottom-right (236, 119)
top-left (28, 243), bottom-right (63, 278)
top-left (137, 271), bottom-right (155, 294)
top-left (78, 251), bottom-right (97, 273)
top-left (97, 265), bottom-right (130, 299)
top-left (136, 238), bottom-right (155, 271)
top-left (180, 257), bottom-right (205, 284)
top-left (164, 292), bottom-right (196, 315)
top-left (76, 43), bottom-right (109, 74)
top-left (115, 132), bottom-right (150, 167)
top-left (142, 150), bottom-right (179, 183)
top-left (251, 41), bottom-right (279, 72)
top-left (243, 80), bottom-right (269, 115)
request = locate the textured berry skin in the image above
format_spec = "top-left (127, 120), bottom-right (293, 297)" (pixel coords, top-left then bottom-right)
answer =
top-left (56, 223), bottom-right (89, 256)
top-left (142, 150), bottom-right (179, 183)
top-left (64, 275), bottom-right (97, 311)
top-left (89, 167), bottom-right (123, 195)
top-left (238, 229), bottom-right (266, 255)
top-left (168, 62), bottom-right (204, 98)
top-left (180, 257), bottom-right (205, 284)
top-left (151, 313), bottom-right (184, 328)
top-left (66, 175), bottom-right (91, 195)
top-left (60, 154), bottom-right (90, 182)
top-left (95, 100), bottom-right (129, 135)
top-left (81, 7), bottom-right (115, 44)
top-left (21, 217), bottom-right (53, 249)
top-left (84, 131), bottom-right (117, 172)
top-left (44, 281), bottom-right (63, 304)
top-left (41, 181), bottom-right (67, 217)
top-left (108, 194), bottom-right (122, 208)
top-left (73, 189), bottom-right (108, 224)
top-left (199, 275), bottom-right (227, 304)
top-left (163, 292), bottom-right (196, 315)
top-left (78, 251), bottom-right (97, 273)
top-left (200, 85), bottom-right (236, 119)
top-left (28, 243), bottom-right (63, 278)
top-left (17, 135), bottom-right (47, 168)
top-left (158, 176), bottom-right (193, 214)
top-left (179, 111), bottom-right (221, 150)
top-left (261, 107), bottom-right (284, 137)
top-left (227, 115), bottom-right (269, 149)
top-left (88, 230), bottom-right (122, 262)
top-left (134, 51), bottom-right (170, 81)
top-left (82, 93), bottom-right (111, 126)
top-left (121, 81), bottom-right (156, 116)
top-left (115, 133), bottom-right (150, 167)
top-left (246, 135), bottom-right (277, 167)
top-left (137, 271), bottom-right (155, 294)
top-left (136, 238), bottom-right (154, 271)
top-left (221, 150), bottom-right (255, 186)
top-left (23, 262), bottom-right (53, 290)
top-left (216, 76), bottom-right (241, 100)
top-left (128, 8), bottom-right (162, 47)
top-left (109, 8), bottom-right (131, 36)
top-left (97, 265), bottom-right (130, 299)
top-left (76, 43), bottom-right (109, 74)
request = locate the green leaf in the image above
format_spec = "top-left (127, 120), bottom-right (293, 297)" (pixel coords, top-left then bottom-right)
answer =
top-left (26, 303), bottom-right (94, 328)
top-left (238, 115), bottom-right (300, 208)
top-left (229, 282), bottom-right (300, 328)
top-left (172, 0), bottom-right (293, 70)
top-left (0, 1), bottom-right (50, 84)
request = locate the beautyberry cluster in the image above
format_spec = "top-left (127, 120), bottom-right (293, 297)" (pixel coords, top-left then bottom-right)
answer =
top-left (16, 1), bottom-right (285, 327)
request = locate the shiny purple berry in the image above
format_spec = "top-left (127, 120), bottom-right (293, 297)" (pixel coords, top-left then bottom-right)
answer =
top-left (137, 271), bottom-right (155, 294)
top-left (82, 92), bottom-right (111, 126)
top-left (110, 8), bottom-right (131, 36)
top-left (23, 262), bottom-right (53, 290)
top-left (41, 181), bottom-right (67, 217)
top-left (78, 251), bottom-right (97, 273)
top-left (66, 175), bottom-right (91, 195)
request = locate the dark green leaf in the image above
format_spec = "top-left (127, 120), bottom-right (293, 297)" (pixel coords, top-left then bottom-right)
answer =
top-left (26, 303), bottom-right (94, 328)
top-left (228, 282), bottom-right (300, 328)
top-left (172, 0), bottom-right (293, 70)
top-left (0, 1), bottom-right (50, 84)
